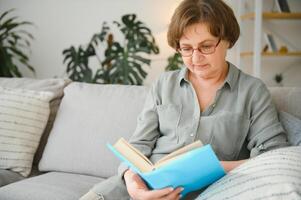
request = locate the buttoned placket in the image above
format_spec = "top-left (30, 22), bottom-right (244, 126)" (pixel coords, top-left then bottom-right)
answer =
top-left (186, 83), bottom-right (226, 145)
top-left (186, 82), bottom-right (200, 144)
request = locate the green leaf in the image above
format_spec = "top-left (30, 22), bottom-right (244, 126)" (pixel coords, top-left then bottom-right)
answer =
top-left (62, 13), bottom-right (160, 85)
top-left (165, 53), bottom-right (183, 71)
top-left (0, 9), bottom-right (15, 22)
top-left (0, 9), bottom-right (34, 77)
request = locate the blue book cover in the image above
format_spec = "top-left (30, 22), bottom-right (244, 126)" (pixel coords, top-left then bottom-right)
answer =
top-left (107, 139), bottom-right (225, 197)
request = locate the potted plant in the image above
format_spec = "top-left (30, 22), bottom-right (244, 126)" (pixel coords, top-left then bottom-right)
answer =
top-left (0, 9), bottom-right (35, 77)
top-left (63, 14), bottom-right (159, 85)
top-left (165, 52), bottom-right (183, 71)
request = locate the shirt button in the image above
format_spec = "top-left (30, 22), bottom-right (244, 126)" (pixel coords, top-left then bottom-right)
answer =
top-left (212, 104), bottom-right (216, 108)
top-left (190, 134), bottom-right (194, 137)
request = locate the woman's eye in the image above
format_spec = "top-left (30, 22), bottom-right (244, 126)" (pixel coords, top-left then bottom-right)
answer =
top-left (201, 45), bottom-right (212, 49)
top-left (181, 47), bottom-right (192, 52)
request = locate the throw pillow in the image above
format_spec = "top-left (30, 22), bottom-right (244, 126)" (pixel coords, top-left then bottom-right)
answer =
top-left (39, 83), bottom-right (148, 178)
top-left (197, 146), bottom-right (301, 200)
top-left (278, 111), bottom-right (301, 146)
top-left (0, 77), bottom-right (72, 165)
top-left (0, 87), bottom-right (53, 177)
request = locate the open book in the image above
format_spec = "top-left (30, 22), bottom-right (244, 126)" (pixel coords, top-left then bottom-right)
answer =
top-left (110, 138), bottom-right (203, 173)
top-left (107, 138), bottom-right (226, 197)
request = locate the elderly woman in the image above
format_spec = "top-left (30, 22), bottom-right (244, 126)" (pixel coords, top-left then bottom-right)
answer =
top-left (80, 0), bottom-right (288, 199)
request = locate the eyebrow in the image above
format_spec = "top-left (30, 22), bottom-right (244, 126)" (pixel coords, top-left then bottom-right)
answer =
top-left (180, 39), bottom-right (216, 46)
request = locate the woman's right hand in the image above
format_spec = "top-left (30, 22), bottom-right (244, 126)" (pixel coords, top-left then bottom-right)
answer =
top-left (123, 169), bottom-right (183, 200)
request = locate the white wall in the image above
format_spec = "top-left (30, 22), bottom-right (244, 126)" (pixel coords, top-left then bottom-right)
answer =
top-left (0, 0), bottom-right (182, 86)
top-left (0, 0), bottom-right (299, 86)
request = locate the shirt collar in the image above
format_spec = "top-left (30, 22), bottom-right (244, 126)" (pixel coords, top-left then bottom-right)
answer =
top-left (224, 62), bottom-right (239, 91)
top-left (177, 62), bottom-right (239, 91)
top-left (178, 67), bottom-right (189, 86)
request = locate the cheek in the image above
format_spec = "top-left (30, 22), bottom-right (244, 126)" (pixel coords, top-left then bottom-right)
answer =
top-left (182, 57), bottom-right (193, 69)
top-left (210, 49), bottom-right (227, 65)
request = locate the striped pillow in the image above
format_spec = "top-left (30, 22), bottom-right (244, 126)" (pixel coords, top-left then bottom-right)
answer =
top-left (198, 146), bottom-right (301, 200)
top-left (0, 87), bottom-right (53, 177)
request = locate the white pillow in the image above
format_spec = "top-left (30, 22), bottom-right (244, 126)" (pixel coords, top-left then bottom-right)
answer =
top-left (39, 83), bottom-right (148, 178)
top-left (197, 146), bottom-right (301, 200)
top-left (0, 87), bottom-right (53, 177)
top-left (278, 111), bottom-right (301, 146)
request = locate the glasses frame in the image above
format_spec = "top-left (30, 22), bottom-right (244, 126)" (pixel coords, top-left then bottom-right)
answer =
top-left (177, 38), bottom-right (221, 57)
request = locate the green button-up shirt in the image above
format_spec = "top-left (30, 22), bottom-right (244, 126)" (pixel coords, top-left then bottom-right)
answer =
top-left (118, 62), bottom-right (288, 175)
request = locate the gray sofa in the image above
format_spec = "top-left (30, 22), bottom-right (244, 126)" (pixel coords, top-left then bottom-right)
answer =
top-left (0, 78), bottom-right (300, 200)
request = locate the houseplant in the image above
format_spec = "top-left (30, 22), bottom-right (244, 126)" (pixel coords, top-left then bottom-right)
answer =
top-left (0, 9), bottom-right (35, 77)
top-left (165, 52), bottom-right (183, 71)
top-left (63, 14), bottom-right (159, 85)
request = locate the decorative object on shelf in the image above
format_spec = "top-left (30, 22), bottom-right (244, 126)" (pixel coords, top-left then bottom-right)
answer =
top-left (278, 46), bottom-right (288, 54)
top-left (0, 9), bottom-right (35, 77)
top-left (274, 73), bottom-right (283, 86)
top-left (165, 53), bottom-right (183, 71)
top-left (275, 0), bottom-right (291, 13)
top-left (63, 14), bottom-right (159, 85)
top-left (262, 44), bottom-right (269, 53)
top-left (264, 32), bottom-right (278, 52)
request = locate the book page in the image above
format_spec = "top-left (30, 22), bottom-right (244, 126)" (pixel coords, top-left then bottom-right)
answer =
top-left (154, 140), bottom-right (203, 168)
top-left (113, 138), bottom-right (154, 173)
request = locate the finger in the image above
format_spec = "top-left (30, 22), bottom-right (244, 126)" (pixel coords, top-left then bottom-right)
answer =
top-left (161, 187), bottom-right (183, 200)
top-left (144, 187), bottom-right (174, 199)
top-left (131, 173), bottom-right (148, 189)
top-left (125, 170), bottom-right (143, 185)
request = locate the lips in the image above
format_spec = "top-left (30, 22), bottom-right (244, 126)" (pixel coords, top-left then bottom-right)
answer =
top-left (194, 64), bottom-right (208, 68)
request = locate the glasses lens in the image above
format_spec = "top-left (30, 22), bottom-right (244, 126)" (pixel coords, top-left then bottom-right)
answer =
top-left (179, 48), bottom-right (192, 56)
top-left (179, 39), bottom-right (220, 56)
top-left (200, 46), bottom-right (214, 54)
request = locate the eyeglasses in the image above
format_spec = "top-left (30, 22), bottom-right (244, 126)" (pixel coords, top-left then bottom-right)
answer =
top-left (177, 38), bottom-right (221, 57)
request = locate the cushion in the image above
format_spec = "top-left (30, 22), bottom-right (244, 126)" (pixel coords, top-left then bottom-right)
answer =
top-left (278, 111), bottom-right (301, 146)
top-left (0, 78), bottom-right (71, 165)
top-left (0, 169), bottom-right (24, 187)
top-left (39, 82), bottom-right (148, 178)
top-left (0, 172), bottom-right (103, 200)
top-left (0, 87), bottom-right (54, 177)
top-left (197, 146), bottom-right (301, 200)
top-left (269, 87), bottom-right (301, 119)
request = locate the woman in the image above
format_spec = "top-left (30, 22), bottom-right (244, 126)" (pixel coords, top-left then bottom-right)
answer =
top-left (80, 0), bottom-right (288, 199)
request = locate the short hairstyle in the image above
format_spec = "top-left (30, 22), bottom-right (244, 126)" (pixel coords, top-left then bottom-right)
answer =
top-left (167, 0), bottom-right (240, 49)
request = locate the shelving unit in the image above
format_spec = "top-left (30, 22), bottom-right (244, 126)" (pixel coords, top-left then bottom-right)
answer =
top-left (241, 51), bottom-right (301, 57)
top-left (237, 0), bottom-right (301, 79)
top-left (241, 12), bottom-right (301, 20)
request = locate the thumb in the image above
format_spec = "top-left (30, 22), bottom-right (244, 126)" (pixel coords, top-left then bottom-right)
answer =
top-left (131, 173), bottom-right (148, 189)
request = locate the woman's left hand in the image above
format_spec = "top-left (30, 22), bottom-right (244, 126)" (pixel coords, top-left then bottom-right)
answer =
top-left (220, 159), bottom-right (247, 172)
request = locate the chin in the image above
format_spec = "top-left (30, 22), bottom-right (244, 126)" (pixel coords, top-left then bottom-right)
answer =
top-left (192, 70), bottom-right (210, 79)
top-left (192, 66), bottom-right (210, 75)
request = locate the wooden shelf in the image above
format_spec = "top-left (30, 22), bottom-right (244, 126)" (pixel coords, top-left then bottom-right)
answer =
top-left (241, 51), bottom-right (301, 57)
top-left (241, 12), bottom-right (301, 20)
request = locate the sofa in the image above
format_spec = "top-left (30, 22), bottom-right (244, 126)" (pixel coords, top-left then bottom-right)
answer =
top-left (0, 77), bottom-right (300, 200)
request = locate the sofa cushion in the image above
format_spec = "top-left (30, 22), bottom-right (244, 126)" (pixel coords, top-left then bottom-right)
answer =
top-left (197, 146), bottom-right (301, 200)
top-left (269, 87), bottom-right (301, 119)
top-left (0, 170), bottom-right (24, 187)
top-left (278, 111), bottom-right (301, 146)
top-left (0, 87), bottom-right (54, 177)
top-left (39, 83), bottom-right (148, 178)
top-left (0, 78), bottom-right (71, 165)
top-left (0, 172), bottom-right (103, 200)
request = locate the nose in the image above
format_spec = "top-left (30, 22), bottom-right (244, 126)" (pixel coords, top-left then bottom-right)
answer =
top-left (191, 49), bottom-right (205, 63)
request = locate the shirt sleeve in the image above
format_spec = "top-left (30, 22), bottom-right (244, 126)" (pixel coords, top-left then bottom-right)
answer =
top-left (117, 79), bottom-right (161, 176)
top-left (247, 83), bottom-right (289, 157)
